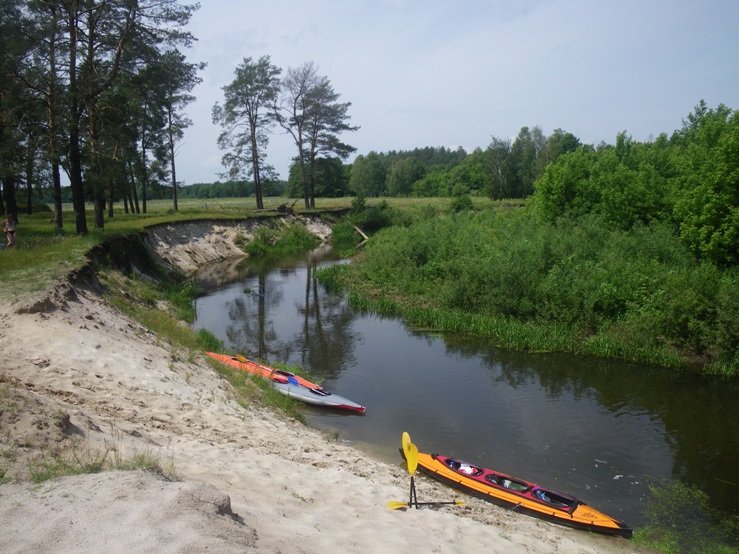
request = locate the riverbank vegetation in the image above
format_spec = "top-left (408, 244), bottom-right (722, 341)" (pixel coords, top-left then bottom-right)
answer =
top-left (319, 103), bottom-right (739, 377)
top-left (634, 481), bottom-right (739, 554)
top-left (320, 209), bottom-right (738, 376)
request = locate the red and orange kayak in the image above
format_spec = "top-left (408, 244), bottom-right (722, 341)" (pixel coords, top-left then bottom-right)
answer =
top-left (204, 352), bottom-right (365, 413)
top-left (409, 450), bottom-right (632, 538)
top-left (205, 351), bottom-right (322, 388)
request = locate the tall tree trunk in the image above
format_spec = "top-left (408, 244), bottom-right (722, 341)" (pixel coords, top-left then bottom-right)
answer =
top-left (140, 142), bottom-right (147, 214)
top-left (249, 131), bottom-right (263, 209)
top-left (47, 2), bottom-right (63, 231)
top-left (25, 148), bottom-right (34, 214)
top-left (127, 160), bottom-right (140, 213)
top-left (2, 175), bottom-right (18, 222)
top-left (298, 149), bottom-right (309, 209)
top-left (308, 156), bottom-right (317, 209)
top-left (51, 161), bottom-right (63, 231)
top-left (69, 125), bottom-right (87, 234)
top-left (66, 5), bottom-right (87, 234)
top-left (107, 180), bottom-right (114, 218)
top-left (93, 181), bottom-right (105, 229)
top-left (167, 109), bottom-right (179, 211)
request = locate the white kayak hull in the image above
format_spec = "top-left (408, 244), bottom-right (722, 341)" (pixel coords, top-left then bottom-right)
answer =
top-left (271, 381), bottom-right (365, 413)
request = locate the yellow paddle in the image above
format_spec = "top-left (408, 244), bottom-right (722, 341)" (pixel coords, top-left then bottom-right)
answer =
top-left (389, 432), bottom-right (463, 511)
top-left (386, 499), bottom-right (464, 510)
top-left (406, 442), bottom-right (419, 476)
top-left (402, 431), bottom-right (412, 461)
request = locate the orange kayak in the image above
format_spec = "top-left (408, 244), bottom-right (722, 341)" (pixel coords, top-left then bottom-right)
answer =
top-left (410, 450), bottom-right (632, 538)
top-left (205, 352), bottom-right (322, 388)
top-left (205, 352), bottom-right (366, 413)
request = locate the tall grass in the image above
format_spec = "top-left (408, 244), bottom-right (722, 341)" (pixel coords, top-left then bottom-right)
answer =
top-left (245, 222), bottom-right (319, 258)
top-left (319, 209), bottom-right (739, 375)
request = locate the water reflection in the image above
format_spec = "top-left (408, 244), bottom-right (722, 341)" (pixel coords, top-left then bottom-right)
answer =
top-left (193, 249), bottom-right (739, 525)
top-left (194, 247), bottom-right (357, 379)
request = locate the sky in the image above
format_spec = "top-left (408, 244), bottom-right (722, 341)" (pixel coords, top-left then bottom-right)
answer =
top-left (176, 0), bottom-right (739, 184)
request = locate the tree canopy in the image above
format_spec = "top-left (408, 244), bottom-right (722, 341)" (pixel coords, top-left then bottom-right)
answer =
top-left (534, 102), bottom-right (739, 267)
top-left (1, 1), bottom-right (202, 232)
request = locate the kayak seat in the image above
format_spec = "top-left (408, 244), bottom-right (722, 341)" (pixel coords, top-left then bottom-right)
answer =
top-left (486, 474), bottom-right (529, 492)
top-left (446, 459), bottom-right (483, 476)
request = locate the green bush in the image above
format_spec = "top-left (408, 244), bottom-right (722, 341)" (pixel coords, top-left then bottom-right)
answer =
top-left (340, 208), bottom-right (739, 372)
top-left (245, 224), bottom-right (318, 258)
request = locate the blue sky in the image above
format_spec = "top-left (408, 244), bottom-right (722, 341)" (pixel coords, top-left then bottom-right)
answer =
top-left (177, 0), bottom-right (739, 184)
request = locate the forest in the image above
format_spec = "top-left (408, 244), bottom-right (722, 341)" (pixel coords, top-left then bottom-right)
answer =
top-left (0, 0), bottom-right (205, 232)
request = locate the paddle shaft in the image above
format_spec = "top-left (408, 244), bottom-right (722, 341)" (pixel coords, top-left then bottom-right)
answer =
top-left (386, 499), bottom-right (464, 510)
top-left (409, 476), bottom-right (417, 508)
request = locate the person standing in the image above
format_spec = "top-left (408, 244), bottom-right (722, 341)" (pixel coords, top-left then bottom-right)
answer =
top-left (2, 214), bottom-right (17, 248)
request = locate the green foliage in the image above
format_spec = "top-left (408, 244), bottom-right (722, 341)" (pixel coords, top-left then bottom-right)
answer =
top-left (349, 151), bottom-right (388, 197)
top-left (350, 200), bottom-right (394, 233)
top-left (534, 101), bottom-right (739, 268)
top-left (287, 157), bottom-right (349, 198)
top-left (672, 108), bottom-right (739, 266)
top-left (338, 209), bottom-right (738, 372)
top-left (178, 180), bottom-right (256, 199)
top-left (386, 157), bottom-right (425, 197)
top-left (328, 220), bottom-right (360, 257)
top-left (245, 223), bottom-right (319, 259)
top-left (351, 192), bottom-right (367, 214)
top-left (448, 184), bottom-right (474, 213)
top-left (161, 280), bottom-right (200, 322)
top-left (633, 481), bottom-right (739, 553)
top-left (197, 329), bottom-right (224, 352)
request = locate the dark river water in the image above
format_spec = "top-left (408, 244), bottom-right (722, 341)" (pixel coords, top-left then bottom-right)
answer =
top-left (192, 248), bottom-right (739, 528)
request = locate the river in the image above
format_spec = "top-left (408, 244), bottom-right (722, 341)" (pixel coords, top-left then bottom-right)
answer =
top-left (192, 247), bottom-right (739, 528)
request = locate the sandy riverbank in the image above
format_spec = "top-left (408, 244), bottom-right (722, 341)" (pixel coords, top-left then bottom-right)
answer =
top-left (0, 220), bottom-right (651, 553)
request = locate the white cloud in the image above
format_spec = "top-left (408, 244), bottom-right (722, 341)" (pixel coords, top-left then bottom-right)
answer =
top-left (175, 0), bottom-right (739, 184)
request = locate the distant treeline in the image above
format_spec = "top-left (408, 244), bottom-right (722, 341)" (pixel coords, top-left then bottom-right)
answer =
top-left (184, 127), bottom-right (580, 201)
top-left (178, 179), bottom-right (285, 199)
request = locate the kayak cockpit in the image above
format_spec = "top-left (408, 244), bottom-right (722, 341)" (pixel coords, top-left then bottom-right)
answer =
top-left (444, 458), bottom-right (484, 476)
top-left (485, 473), bottom-right (530, 492)
top-left (440, 455), bottom-right (579, 512)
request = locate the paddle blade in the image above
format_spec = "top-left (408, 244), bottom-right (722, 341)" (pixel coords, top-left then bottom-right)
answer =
top-left (401, 431), bottom-right (412, 460)
top-left (386, 501), bottom-right (409, 510)
top-left (236, 354), bottom-right (248, 363)
top-left (406, 443), bottom-right (419, 476)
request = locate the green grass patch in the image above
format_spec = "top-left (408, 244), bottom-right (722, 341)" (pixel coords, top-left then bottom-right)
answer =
top-left (27, 443), bottom-right (109, 483)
